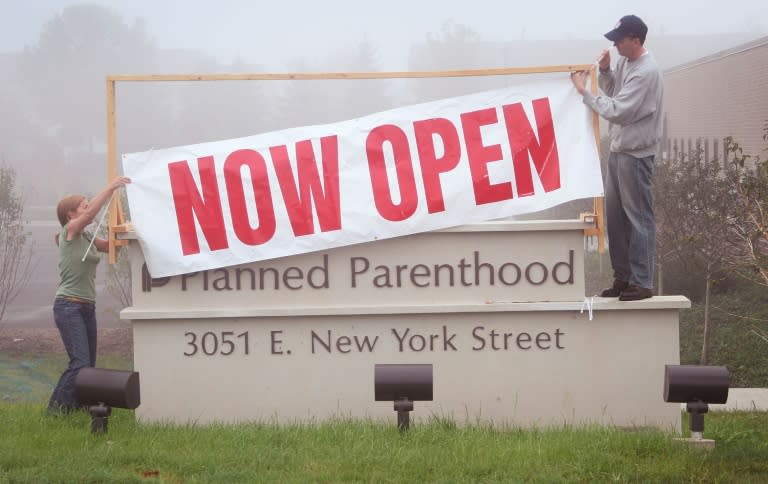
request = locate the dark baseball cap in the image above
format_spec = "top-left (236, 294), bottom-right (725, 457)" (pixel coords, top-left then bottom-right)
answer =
top-left (604, 15), bottom-right (648, 42)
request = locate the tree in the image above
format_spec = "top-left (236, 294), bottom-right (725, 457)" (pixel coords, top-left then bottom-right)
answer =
top-left (105, 248), bottom-right (132, 313)
top-left (102, 192), bottom-right (132, 315)
top-left (407, 21), bottom-right (487, 103)
top-left (0, 162), bottom-right (35, 323)
top-left (18, 5), bottom-right (160, 156)
top-left (726, 125), bottom-right (768, 288)
top-left (324, 40), bottom-right (396, 121)
top-left (0, 80), bottom-right (63, 205)
top-left (271, 59), bottom-right (336, 131)
top-left (654, 146), bottom-right (740, 364)
top-left (169, 55), bottom-right (271, 146)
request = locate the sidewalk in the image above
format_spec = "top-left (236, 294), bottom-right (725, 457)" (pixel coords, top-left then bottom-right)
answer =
top-left (709, 388), bottom-right (768, 411)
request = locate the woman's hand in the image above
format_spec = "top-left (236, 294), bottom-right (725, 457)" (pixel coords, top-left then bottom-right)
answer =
top-left (109, 176), bottom-right (131, 191)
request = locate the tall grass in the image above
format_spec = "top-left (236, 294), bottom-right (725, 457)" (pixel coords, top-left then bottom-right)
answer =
top-left (1, 403), bottom-right (767, 483)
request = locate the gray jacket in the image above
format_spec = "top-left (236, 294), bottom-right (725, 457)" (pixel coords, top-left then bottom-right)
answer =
top-left (582, 50), bottom-right (664, 158)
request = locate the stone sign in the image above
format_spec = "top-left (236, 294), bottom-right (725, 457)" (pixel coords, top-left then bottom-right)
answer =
top-left (121, 220), bottom-right (689, 428)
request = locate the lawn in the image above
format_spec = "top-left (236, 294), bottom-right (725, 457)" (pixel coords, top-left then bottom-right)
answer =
top-left (1, 402), bottom-right (767, 483)
top-left (2, 334), bottom-right (767, 483)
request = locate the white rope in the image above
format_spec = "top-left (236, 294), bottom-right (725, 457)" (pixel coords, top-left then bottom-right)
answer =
top-left (580, 296), bottom-right (596, 321)
top-left (81, 194), bottom-right (113, 262)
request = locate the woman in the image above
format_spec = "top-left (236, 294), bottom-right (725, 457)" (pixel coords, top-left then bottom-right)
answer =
top-left (48, 176), bottom-right (131, 414)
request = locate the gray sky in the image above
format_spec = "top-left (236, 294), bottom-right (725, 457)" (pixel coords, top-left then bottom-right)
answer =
top-left (3, 0), bottom-right (768, 69)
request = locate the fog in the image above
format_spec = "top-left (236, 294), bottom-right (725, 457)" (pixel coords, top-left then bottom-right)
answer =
top-left (1, 0), bottom-right (766, 325)
top-left (3, 0), bottom-right (767, 202)
top-left (5, 0), bottom-right (768, 69)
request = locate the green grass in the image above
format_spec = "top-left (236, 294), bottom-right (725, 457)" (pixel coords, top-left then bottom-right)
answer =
top-left (3, 348), bottom-right (767, 482)
top-left (1, 404), bottom-right (767, 483)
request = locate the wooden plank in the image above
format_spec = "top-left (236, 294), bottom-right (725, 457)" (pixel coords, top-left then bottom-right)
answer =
top-left (106, 79), bottom-right (118, 264)
top-left (107, 65), bottom-right (593, 82)
top-left (115, 196), bottom-right (125, 225)
top-left (106, 64), bottom-right (604, 260)
top-left (112, 223), bottom-right (132, 233)
top-left (589, 67), bottom-right (606, 253)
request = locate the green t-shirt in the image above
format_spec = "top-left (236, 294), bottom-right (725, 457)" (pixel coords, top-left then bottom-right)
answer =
top-left (55, 225), bottom-right (100, 302)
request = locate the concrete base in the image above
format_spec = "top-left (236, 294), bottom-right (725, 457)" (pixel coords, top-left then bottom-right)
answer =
top-left (674, 437), bottom-right (716, 450)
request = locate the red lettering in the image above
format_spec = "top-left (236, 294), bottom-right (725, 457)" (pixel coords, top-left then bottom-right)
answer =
top-left (461, 108), bottom-right (512, 205)
top-left (269, 136), bottom-right (341, 236)
top-left (503, 98), bottom-right (561, 197)
top-left (366, 124), bottom-right (418, 221)
top-left (223, 149), bottom-right (276, 246)
top-left (168, 157), bottom-right (229, 255)
top-left (413, 118), bottom-right (461, 213)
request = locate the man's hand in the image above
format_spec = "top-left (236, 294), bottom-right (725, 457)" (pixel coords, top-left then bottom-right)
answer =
top-left (570, 70), bottom-right (588, 95)
top-left (598, 49), bottom-right (610, 71)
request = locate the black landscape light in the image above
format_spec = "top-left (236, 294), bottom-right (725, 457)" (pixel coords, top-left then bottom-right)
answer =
top-left (663, 364), bottom-right (729, 442)
top-left (374, 363), bottom-right (433, 431)
top-left (75, 368), bottom-right (140, 434)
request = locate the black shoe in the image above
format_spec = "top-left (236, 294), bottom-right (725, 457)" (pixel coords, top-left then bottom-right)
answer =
top-left (619, 285), bottom-right (653, 301)
top-left (599, 279), bottom-right (629, 297)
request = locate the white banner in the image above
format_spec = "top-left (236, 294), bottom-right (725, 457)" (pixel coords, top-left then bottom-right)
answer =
top-left (123, 76), bottom-right (602, 277)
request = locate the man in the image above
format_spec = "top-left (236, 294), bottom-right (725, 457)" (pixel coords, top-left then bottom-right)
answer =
top-left (570, 15), bottom-right (663, 301)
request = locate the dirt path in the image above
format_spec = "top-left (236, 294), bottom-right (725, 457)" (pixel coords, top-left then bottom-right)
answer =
top-left (0, 326), bottom-right (133, 360)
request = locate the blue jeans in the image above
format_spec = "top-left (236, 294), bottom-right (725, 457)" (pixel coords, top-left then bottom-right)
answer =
top-left (48, 298), bottom-right (97, 413)
top-left (605, 152), bottom-right (656, 289)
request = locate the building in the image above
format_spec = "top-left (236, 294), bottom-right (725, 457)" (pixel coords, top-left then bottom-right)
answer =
top-left (663, 36), bottom-right (768, 163)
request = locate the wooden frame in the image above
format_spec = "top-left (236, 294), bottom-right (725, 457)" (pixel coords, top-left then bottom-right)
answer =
top-left (106, 64), bottom-right (604, 263)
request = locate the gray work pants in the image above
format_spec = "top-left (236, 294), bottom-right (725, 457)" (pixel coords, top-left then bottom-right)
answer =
top-left (605, 152), bottom-right (656, 289)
